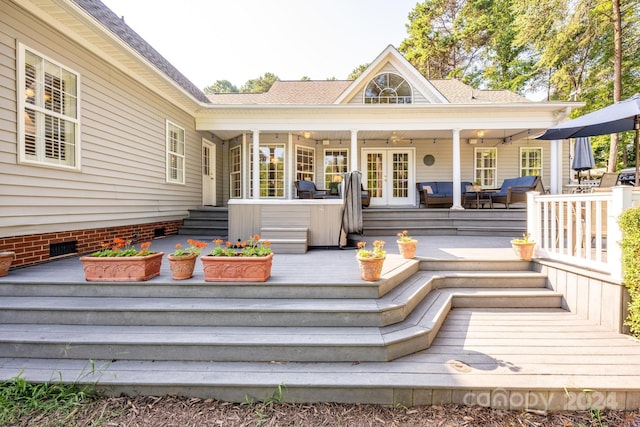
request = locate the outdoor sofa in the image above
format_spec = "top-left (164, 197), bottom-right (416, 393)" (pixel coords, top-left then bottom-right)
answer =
top-left (490, 175), bottom-right (543, 208)
top-left (417, 181), bottom-right (472, 207)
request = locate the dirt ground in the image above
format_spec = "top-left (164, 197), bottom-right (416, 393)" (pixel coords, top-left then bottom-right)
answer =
top-left (10, 396), bottom-right (640, 427)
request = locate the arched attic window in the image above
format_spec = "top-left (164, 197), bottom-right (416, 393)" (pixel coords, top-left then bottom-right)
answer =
top-left (364, 73), bottom-right (412, 104)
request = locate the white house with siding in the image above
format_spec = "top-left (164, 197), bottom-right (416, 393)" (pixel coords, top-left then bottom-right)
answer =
top-left (1, 0), bottom-right (581, 267)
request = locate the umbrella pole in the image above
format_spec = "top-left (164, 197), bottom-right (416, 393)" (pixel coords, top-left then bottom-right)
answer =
top-left (634, 116), bottom-right (640, 187)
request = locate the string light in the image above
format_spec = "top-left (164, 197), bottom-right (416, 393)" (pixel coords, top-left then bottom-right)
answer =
top-left (433, 138), bottom-right (436, 144)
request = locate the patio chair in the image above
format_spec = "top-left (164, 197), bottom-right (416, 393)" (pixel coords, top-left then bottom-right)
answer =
top-left (598, 172), bottom-right (620, 188)
top-left (295, 180), bottom-right (328, 199)
top-left (490, 176), bottom-right (542, 209)
top-left (361, 184), bottom-right (371, 207)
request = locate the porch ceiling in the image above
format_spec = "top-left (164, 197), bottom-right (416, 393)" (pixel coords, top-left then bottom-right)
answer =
top-left (210, 128), bottom-right (547, 144)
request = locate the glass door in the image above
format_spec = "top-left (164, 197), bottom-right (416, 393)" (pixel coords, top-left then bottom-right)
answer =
top-left (202, 139), bottom-right (216, 205)
top-left (362, 148), bottom-right (414, 206)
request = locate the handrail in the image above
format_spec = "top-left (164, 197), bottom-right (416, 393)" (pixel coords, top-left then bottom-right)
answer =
top-left (527, 186), bottom-right (640, 279)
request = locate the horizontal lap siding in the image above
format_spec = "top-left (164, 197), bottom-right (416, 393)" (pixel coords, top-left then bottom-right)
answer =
top-left (0, 3), bottom-right (203, 239)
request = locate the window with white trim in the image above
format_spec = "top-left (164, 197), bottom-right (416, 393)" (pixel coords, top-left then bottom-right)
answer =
top-left (20, 46), bottom-right (79, 168)
top-left (295, 145), bottom-right (315, 182)
top-left (166, 121), bottom-right (185, 184)
top-left (520, 147), bottom-right (543, 177)
top-left (250, 144), bottom-right (285, 197)
top-left (230, 145), bottom-right (241, 198)
top-left (474, 147), bottom-right (497, 188)
top-left (324, 149), bottom-right (348, 187)
top-left (364, 73), bottom-right (412, 104)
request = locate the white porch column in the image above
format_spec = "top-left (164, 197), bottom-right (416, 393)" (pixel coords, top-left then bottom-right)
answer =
top-left (287, 133), bottom-right (294, 199)
top-left (350, 129), bottom-right (358, 171)
top-left (451, 129), bottom-right (463, 210)
top-left (252, 130), bottom-right (260, 199)
top-left (550, 139), bottom-right (562, 194)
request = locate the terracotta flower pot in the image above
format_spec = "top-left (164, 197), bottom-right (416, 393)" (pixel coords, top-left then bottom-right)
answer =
top-left (511, 242), bottom-right (535, 261)
top-left (0, 251), bottom-right (15, 277)
top-left (397, 240), bottom-right (418, 259)
top-left (356, 256), bottom-right (385, 282)
top-left (201, 253), bottom-right (274, 282)
top-left (167, 254), bottom-right (198, 280)
top-left (80, 252), bottom-right (164, 282)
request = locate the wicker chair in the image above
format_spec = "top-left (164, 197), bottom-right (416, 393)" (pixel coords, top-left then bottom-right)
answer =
top-left (490, 176), bottom-right (542, 208)
top-left (294, 180), bottom-right (328, 199)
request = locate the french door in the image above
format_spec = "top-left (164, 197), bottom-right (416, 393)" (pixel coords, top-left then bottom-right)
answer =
top-left (202, 139), bottom-right (216, 205)
top-left (361, 148), bottom-right (414, 206)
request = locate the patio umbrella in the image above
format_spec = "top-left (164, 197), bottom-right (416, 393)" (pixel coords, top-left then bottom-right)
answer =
top-left (537, 94), bottom-right (640, 185)
top-left (571, 137), bottom-right (595, 183)
top-left (339, 171), bottom-right (363, 248)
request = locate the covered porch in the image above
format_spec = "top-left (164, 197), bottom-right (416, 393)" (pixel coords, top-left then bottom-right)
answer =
top-left (198, 102), bottom-right (577, 210)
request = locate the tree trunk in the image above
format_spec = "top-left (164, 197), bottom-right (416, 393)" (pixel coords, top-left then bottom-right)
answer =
top-left (607, 0), bottom-right (623, 172)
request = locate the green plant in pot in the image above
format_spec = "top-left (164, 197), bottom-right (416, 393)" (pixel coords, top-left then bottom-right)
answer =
top-left (510, 233), bottom-right (535, 261)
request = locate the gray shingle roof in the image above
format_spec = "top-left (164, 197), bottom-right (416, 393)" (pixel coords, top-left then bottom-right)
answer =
top-left (207, 78), bottom-right (529, 105)
top-left (73, 0), bottom-right (210, 104)
top-left (207, 80), bottom-right (352, 105)
top-left (430, 80), bottom-right (530, 104)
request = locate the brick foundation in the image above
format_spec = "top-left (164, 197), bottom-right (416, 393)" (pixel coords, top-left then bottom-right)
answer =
top-left (0, 220), bottom-right (182, 269)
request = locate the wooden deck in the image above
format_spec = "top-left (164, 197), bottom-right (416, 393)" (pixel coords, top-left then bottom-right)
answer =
top-left (0, 234), bottom-right (639, 410)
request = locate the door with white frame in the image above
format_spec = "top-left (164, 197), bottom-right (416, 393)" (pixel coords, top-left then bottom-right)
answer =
top-left (361, 148), bottom-right (415, 206)
top-left (202, 139), bottom-right (216, 205)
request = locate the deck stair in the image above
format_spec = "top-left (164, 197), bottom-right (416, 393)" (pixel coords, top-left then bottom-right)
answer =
top-left (363, 207), bottom-right (527, 236)
top-left (178, 207), bottom-right (228, 237)
top-left (0, 258), bottom-right (560, 365)
top-left (177, 206), bottom-right (525, 239)
top-left (259, 227), bottom-right (308, 254)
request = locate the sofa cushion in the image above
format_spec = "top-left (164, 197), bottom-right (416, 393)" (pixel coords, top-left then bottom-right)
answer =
top-left (494, 176), bottom-right (537, 196)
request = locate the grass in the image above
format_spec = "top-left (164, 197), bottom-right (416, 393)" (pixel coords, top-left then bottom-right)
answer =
top-left (0, 374), bottom-right (96, 425)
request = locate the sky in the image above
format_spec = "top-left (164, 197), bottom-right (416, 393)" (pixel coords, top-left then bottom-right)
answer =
top-left (100, 0), bottom-right (419, 91)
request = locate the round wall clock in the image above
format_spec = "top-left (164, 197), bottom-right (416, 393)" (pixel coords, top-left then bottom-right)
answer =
top-left (423, 154), bottom-right (435, 166)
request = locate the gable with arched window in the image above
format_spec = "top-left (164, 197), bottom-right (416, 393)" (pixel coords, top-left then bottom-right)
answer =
top-left (364, 73), bottom-right (412, 104)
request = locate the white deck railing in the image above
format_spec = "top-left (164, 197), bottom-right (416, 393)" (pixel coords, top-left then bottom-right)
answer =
top-left (527, 186), bottom-right (640, 279)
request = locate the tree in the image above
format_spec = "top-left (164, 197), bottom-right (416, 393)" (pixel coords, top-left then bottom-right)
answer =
top-left (512, 0), bottom-right (639, 169)
top-left (399, 0), bottom-right (533, 92)
top-left (348, 64), bottom-right (369, 80)
top-left (400, 0), bottom-right (475, 79)
top-left (203, 80), bottom-right (238, 94)
top-left (240, 72), bottom-right (279, 93)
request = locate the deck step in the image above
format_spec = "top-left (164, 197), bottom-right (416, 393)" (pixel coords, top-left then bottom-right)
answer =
top-left (0, 287), bottom-right (561, 363)
top-left (260, 228), bottom-right (308, 254)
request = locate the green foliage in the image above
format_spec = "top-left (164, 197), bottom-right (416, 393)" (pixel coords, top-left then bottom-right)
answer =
top-left (91, 238), bottom-right (153, 257)
top-left (0, 375), bottom-right (95, 424)
top-left (241, 383), bottom-right (286, 426)
top-left (203, 79), bottom-right (238, 94)
top-left (618, 206), bottom-right (640, 337)
top-left (348, 64), bottom-right (369, 80)
top-left (240, 72), bottom-right (279, 93)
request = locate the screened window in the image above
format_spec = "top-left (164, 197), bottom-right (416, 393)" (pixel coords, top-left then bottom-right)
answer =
top-left (324, 149), bottom-right (348, 187)
top-left (364, 73), bottom-right (412, 104)
top-left (166, 121), bottom-right (185, 184)
top-left (474, 148), bottom-right (497, 188)
top-left (520, 147), bottom-right (543, 177)
top-left (230, 145), bottom-right (242, 198)
top-left (251, 144), bottom-right (285, 197)
top-left (296, 145), bottom-right (315, 182)
top-left (20, 46), bottom-right (79, 168)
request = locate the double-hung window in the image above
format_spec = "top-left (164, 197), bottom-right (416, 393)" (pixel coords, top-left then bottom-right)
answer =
top-left (296, 145), bottom-right (315, 182)
top-left (19, 46), bottom-right (79, 168)
top-left (166, 121), bottom-right (185, 184)
top-left (474, 148), bottom-right (497, 187)
top-left (230, 145), bottom-right (242, 198)
top-left (520, 147), bottom-right (543, 177)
